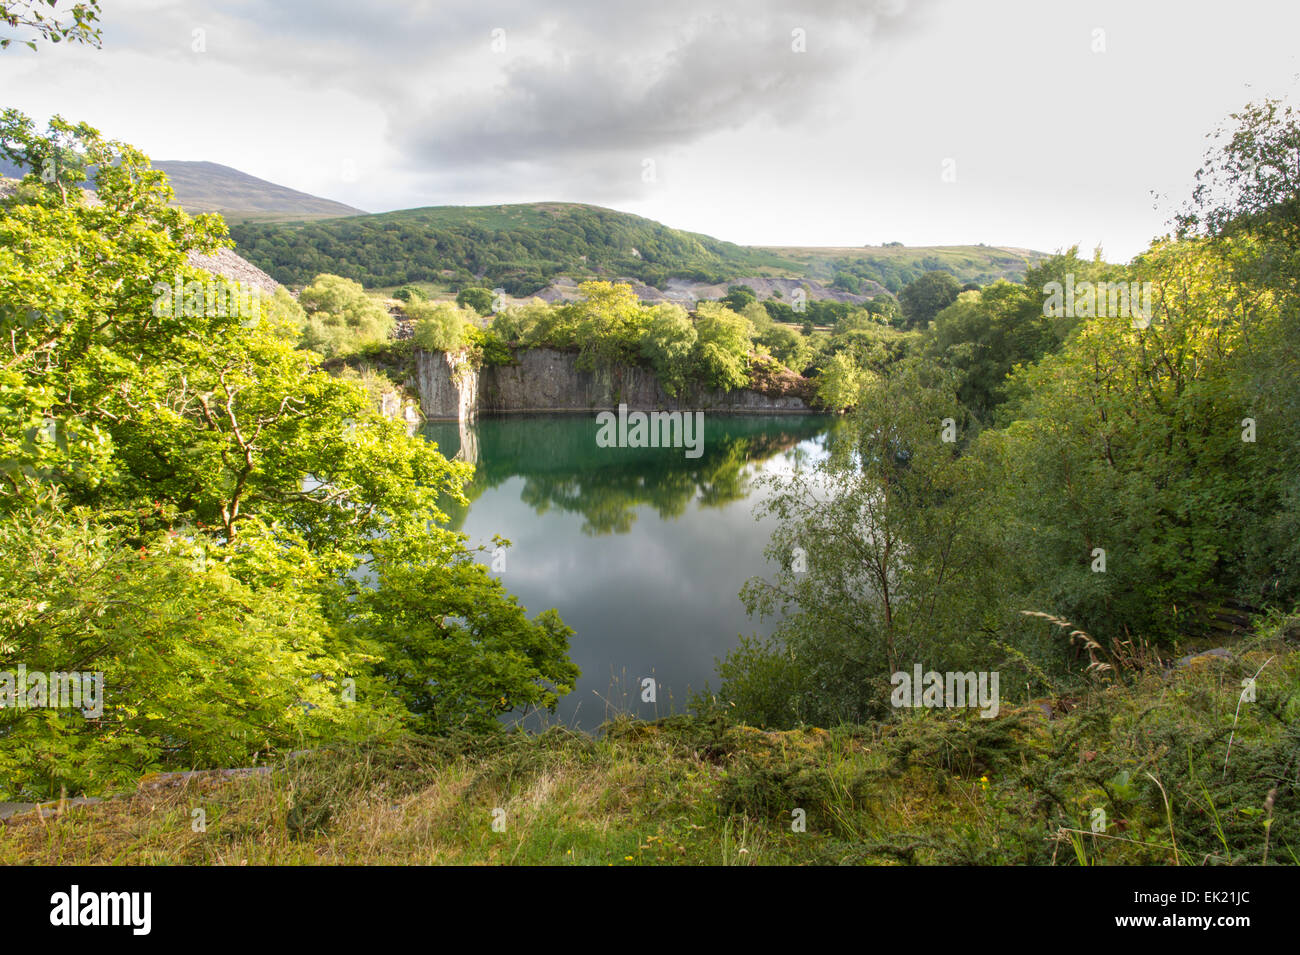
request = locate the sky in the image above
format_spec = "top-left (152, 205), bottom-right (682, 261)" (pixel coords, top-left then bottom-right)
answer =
top-left (2, 0), bottom-right (1298, 260)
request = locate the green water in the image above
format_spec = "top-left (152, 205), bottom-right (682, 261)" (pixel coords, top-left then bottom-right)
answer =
top-left (420, 413), bottom-right (835, 729)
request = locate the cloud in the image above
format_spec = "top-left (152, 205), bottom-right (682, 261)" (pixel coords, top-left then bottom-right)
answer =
top-left (97, 0), bottom-right (928, 201)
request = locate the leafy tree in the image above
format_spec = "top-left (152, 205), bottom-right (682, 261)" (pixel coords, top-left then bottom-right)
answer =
top-left (722, 285), bottom-right (757, 312)
top-left (298, 273), bottom-right (394, 357)
top-left (692, 302), bottom-right (753, 391)
top-left (922, 280), bottom-right (1047, 421)
top-left (0, 111), bottom-right (579, 797)
top-left (456, 286), bottom-right (496, 316)
top-left (899, 270), bottom-right (962, 329)
top-left (638, 304), bottom-right (697, 397)
top-left (814, 351), bottom-right (870, 411)
top-left (394, 285), bottom-right (426, 304)
top-left (409, 300), bottom-right (471, 351)
top-left (570, 280), bottom-right (647, 370)
top-left (0, 1), bottom-right (101, 51)
top-left (1177, 97), bottom-right (1300, 250)
top-left (723, 361), bottom-right (988, 726)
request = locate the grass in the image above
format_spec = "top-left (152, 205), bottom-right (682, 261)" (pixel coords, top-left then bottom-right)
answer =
top-left (3, 639), bottom-right (1295, 865)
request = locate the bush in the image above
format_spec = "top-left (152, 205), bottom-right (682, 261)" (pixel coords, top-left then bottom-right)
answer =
top-left (409, 300), bottom-right (472, 352)
top-left (456, 287), bottom-right (497, 315)
top-left (692, 302), bottom-right (753, 391)
top-left (298, 274), bottom-right (394, 357)
top-left (638, 303), bottom-right (696, 396)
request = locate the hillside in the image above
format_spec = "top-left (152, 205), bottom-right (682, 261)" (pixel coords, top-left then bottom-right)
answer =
top-left (2, 633), bottom-right (1294, 865)
top-left (226, 201), bottom-right (1047, 297)
top-left (147, 161), bottom-right (366, 220)
top-left (768, 243), bottom-right (1049, 294)
top-left (0, 157), bottom-right (365, 221)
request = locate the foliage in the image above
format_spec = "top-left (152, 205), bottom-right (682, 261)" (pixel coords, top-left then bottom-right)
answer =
top-left (456, 286), bottom-right (496, 315)
top-left (0, 111), bottom-right (577, 799)
top-left (298, 273), bottom-right (394, 357)
top-left (899, 269), bottom-right (962, 329)
top-left (638, 303), bottom-right (697, 397)
top-left (409, 299), bottom-right (472, 352)
top-left (228, 202), bottom-right (796, 293)
top-left (814, 351), bottom-right (871, 411)
top-left (0, 1), bottom-right (101, 51)
top-left (692, 302), bottom-right (753, 391)
top-left (725, 361), bottom-right (990, 726)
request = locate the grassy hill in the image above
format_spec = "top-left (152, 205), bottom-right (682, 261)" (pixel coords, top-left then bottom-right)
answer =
top-left (226, 201), bottom-right (1047, 297)
top-left (769, 243), bottom-right (1049, 294)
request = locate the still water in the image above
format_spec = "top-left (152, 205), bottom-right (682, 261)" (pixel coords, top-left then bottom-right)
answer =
top-left (421, 413), bottom-right (835, 730)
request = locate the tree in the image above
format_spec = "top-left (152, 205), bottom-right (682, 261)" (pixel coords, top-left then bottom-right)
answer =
top-left (0, 111), bottom-right (579, 797)
top-left (722, 285), bottom-right (757, 312)
top-left (693, 302), bottom-right (753, 391)
top-left (638, 303), bottom-right (697, 397)
top-left (922, 280), bottom-right (1047, 422)
top-left (456, 286), bottom-right (496, 316)
top-left (1177, 98), bottom-right (1300, 249)
top-left (814, 351), bottom-right (870, 411)
top-left (298, 274), bottom-right (394, 356)
top-left (899, 270), bottom-right (961, 329)
top-left (570, 280), bottom-right (646, 370)
top-left (0, 1), bottom-right (102, 51)
top-left (410, 300), bottom-right (471, 351)
top-left (723, 361), bottom-right (989, 726)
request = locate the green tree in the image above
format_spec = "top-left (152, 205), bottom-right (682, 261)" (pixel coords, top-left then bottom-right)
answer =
top-left (814, 351), bottom-right (870, 411)
top-left (456, 286), bottom-right (496, 316)
top-left (0, 111), bottom-right (579, 796)
top-left (693, 302), bottom-right (753, 390)
top-left (638, 303), bottom-right (697, 397)
top-left (724, 361), bottom-right (988, 726)
top-left (570, 280), bottom-right (647, 370)
top-left (0, 1), bottom-right (102, 51)
top-left (298, 273), bottom-right (394, 357)
top-left (410, 300), bottom-right (471, 351)
top-left (899, 270), bottom-right (961, 329)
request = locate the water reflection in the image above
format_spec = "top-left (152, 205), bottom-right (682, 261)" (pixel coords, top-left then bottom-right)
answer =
top-left (424, 414), bottom-right (832, 535)
top-left (418, 413), bottom-right (837, 729)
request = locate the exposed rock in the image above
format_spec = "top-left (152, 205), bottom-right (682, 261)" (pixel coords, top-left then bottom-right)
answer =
top-left (416, 347), bottom-right (819, 421)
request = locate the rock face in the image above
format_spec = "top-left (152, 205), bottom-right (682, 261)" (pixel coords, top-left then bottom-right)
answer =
top-left (416, 349), bottom-right (482, 420)
top-left (416, 347), bottom-right (816, 421)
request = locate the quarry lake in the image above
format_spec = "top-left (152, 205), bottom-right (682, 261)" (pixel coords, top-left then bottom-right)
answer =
top-left (421, 413), bottom-right (836, 730)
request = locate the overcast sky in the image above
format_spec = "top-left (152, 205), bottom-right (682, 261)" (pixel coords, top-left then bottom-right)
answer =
top-left (3, 0), bottom-right (1297, 259)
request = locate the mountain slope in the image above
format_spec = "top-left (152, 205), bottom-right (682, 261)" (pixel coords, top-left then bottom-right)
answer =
top-left (0, 158), bottom-right (364, 221)
top-left (227, 201), bottom-right (1046, 296)
top-left (148, 161), bottom-right (365, 220)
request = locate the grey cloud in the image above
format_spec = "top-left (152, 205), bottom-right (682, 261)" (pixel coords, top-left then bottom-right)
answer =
top-left (102, 0), bottom-right (930, 201)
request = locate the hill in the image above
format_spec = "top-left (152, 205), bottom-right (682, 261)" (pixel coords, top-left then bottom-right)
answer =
top-left (147, 161), bottom-right (366, 220)
top-left (226, 201), bottom-right (1047, 297)
top-left (0, 157), bottom-right (365, 221)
